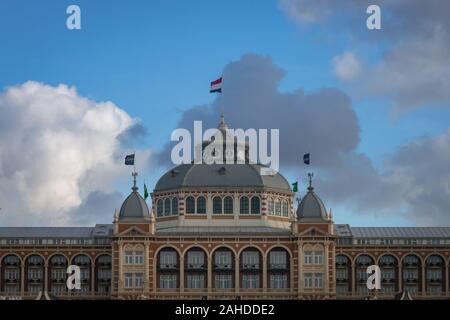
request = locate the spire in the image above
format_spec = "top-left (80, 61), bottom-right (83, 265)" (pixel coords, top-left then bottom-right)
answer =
top-left (218, 112), bottom-right (228, 131)
top-left (132, 171), bottom-right (138, 192)
top-left (307, 172), bottom-right (314, 192)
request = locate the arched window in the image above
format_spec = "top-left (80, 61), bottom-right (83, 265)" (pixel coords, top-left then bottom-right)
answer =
top-left (95, 255), bottom-right (112, 295)
top-left (379, 255), bottom-right (398, 296)
top-left (251, 196), bottom-right (260, 214)
top-left (49, 255), bottom-right (68, 296)
top-left (224, 196), bottom-right (233, 214)
top-left (156, 199), bottom-right (163, 217)
top-left (281, 200), bottom-right (288, 217)
top-left (335, 255), bottom-right (351, 295)
top-left (213, 248), bottom-right (234, 289)
top-left (213, 197), bottom-right (222, 214)
top-left (186, 196), bottom-right (195, 214)
top-left (164, 198), bottom-right (171, 216)
top-left (26, 255), bottom-right (44, 296)
top-left (197, 196), bottom-right (206, 214)
top-left (1, 254), bottom-right (21, 295)
top-left (157, 248), bottom-right (179, 289)
top-left (268, 198), bottom-right (274, 215)
top-left (171, 197), bottom-right (178, 215)
top-left (240, 196), bottom-right (249, 214)
top-left (240, 248), bottom-right (262, 289)
top-left (72, 255), bottom-right (91, 295)
top-left (184, 248), bottom-right (207, 289)
top-left (403, 254), bottom-right (421, 295)
top-left (426, 255), bottom-right (444, 295)
top-left (355, 255), bottom-right (374, 296)
top-left (275, 199), bottom-right (281, 216)
top-left (267, 248), bottom-right (290, 289)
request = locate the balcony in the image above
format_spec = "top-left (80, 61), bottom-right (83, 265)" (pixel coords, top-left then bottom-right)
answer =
top-left (157, 264), bottom-right (179, 271)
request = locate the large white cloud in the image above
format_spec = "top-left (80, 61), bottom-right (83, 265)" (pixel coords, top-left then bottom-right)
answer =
top-left (0, 81), bottom-right (151, 226)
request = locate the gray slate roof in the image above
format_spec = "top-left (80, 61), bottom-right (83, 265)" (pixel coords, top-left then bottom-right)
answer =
top-left (334, 224), bottom-right (450, 238)
top-left (154, 163), bottom-right (291, 192)
top-left (119, 190), bottom-right (151, 219)
top-left (296, 186), bottom-right (327, 220)
top-left (0, 224), bottom-right (113, 238)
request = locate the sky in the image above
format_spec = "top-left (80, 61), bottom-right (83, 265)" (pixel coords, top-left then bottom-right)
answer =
top-left (0, 0), bottom-right (449, 227)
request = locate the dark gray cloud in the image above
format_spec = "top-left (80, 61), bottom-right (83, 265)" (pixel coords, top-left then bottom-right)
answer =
top-left (279, 0), bottom-right (450, 111)
top-left (118, 121), bottom-right (149, 148)
top-left (157, 53), bottom-right (360, 169)
top-left (70, 190), bottom-right (124, 226)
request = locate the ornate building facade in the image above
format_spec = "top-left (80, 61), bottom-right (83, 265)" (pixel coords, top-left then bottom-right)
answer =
top-left (1, 116), bottom-right (449, 300)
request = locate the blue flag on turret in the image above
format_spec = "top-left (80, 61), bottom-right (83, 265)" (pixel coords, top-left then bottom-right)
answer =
top-left (303, 153), bottom-right (310, 165)
top-left (125, 154), bottom-right (135, 165)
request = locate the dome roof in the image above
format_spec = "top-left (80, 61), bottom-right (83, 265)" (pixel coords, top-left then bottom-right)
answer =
top-left (296, 183), bottom-right (327, 221)
top-left (154, 163), bottom-right (291, 192)
top-left (119, 174), bottom-right (151, 220)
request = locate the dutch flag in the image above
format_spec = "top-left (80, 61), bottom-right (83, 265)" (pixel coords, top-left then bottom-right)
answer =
top-left (210, 77), bottom-right (222, 93)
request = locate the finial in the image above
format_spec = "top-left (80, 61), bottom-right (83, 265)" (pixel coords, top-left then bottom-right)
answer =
top-left (218, 112), bottom-right (228, 130)
top-left (132, 171), bottom-right (138, 192)
top-left (307, 172), bottom-right (314, 191)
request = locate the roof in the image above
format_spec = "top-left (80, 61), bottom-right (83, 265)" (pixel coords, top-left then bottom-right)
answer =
top-left (154, 163), bottom-right (291, 192)
top-left (156, 226), bottom-right (292, 236)
top-left (0, 224), bottom-right (113, 238)
top-left (296, 186), bottom-right (327, 220)
top-left (119, 190), bottom-right (151, 219)
top-left (334, 224), bottom-right (450, 238)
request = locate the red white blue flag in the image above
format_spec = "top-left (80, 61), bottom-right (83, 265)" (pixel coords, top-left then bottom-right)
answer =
top-left (210, 77), bottom-right (222, 93)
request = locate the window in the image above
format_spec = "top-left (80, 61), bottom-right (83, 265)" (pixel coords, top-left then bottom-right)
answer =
top-left (187, 274), bottom-right (205, 289)
top-left (215, 274), bottom-right (233, 289)
top-left (187, 251), bottom-right (205, 269)
top-left (186, 196), bottom-right (195, 214)
top-left (171, 198), bottom-right (178, 215)
top-left (304, 251), bottom-right (323, 265)
top-left (28, 269), bottom-right (42, 280)
top-left (336, 269), bottom-right (348, 280)
top-left (160, 250), bottom-right (177, 268)
top-left (125, 251), bottom-right (134, 265)
top-left (270, 274), bottom-right (288, 289)
top-left (224, 196), bottom-right (233, 214)
top-left (197, 196), bottom-right (206, 214)
top-left (213, 197), bottom-right (222, 214)
top-left (269, 250), bottom-right (287, 269)
top-left (242, 274), bottom-right (260, 289)
top-left (160, 275), bottom-right (177, 289)
top-left (268, 198), bottom-right (274, 215)
top-left (164, 198), bottom-right (171, 216)
top-left (134, 251), bottom-right (144, 265)
top-left (240, 196), bottom-right (249, 214)
top-left (125, 273), bottom-right (133, 288)
top-left (314, 273), bottom-right (323, 288)
top-left (304, 273), bottom-right (323, 288)
top-left (251, 196), bottom-right (260, 214)
top-left (215, 251), bottom-right (232, 269)
top-left (275, 199), bottom-right (281, 216)
top-left (135, 273), bottom-right (144, 288)
top-left (304, 273), bottom-right (313, 288)
top-left (157, 199), bottom-right (163, 217)
top-left (282, 200), bottom-right (288, 217)
top-left (242, 250), bottom-right (260, 269)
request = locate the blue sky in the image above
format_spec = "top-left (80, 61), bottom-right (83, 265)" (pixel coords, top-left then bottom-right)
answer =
top-left (1, 0), bottom-right (450, 227)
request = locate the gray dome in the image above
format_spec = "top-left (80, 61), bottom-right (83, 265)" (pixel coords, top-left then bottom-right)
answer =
top-left (119, 189), bottom-right (151, 220)
top-left (296, 185), bottom-right (327, 220)
top-left (154, 163), bottom-right (291, 192)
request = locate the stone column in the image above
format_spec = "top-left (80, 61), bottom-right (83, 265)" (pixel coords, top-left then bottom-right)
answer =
top-left (21, 263), bottom-right (25, 297)
top-left (398, 262), bottom-right (402, 292)
top-left (421, 264), bottom-right (426, 297)
top-left (297, 241), bottom-right (302, 296)
top-left (262, 252), bottom-right (267, 293)
top-left (91, 262), bottom-right (95, 296)
top-left (351, 262), bottom-right (356, 296)
top-left (207, 255), bottom-right (212, 295)
top-left (234, 255), bottom-right (239, 295)
top-left (145, 243), bottom-right (150, 293)
top-left (180, 256), bottom-right (185, 293)
top-left (44, 263), bottom-right (48, 292)
top-left (445, 261), bottom-right (449, 296)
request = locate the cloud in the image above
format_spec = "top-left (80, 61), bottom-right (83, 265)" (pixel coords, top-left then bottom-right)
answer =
top-left (332, 51), bottom-right (361, 81)
top-left (157, 53), bottom-right (360, 169)
top-left (0, 81), bottom-right (151, 226)
top-left (279, 0), bottom-right (450, 111)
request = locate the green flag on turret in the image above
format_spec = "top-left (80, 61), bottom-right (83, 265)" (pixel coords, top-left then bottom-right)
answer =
top-left (144, 183), bottom-right (149, 200)
top-left (292, 181), bottom-right (298, 192)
